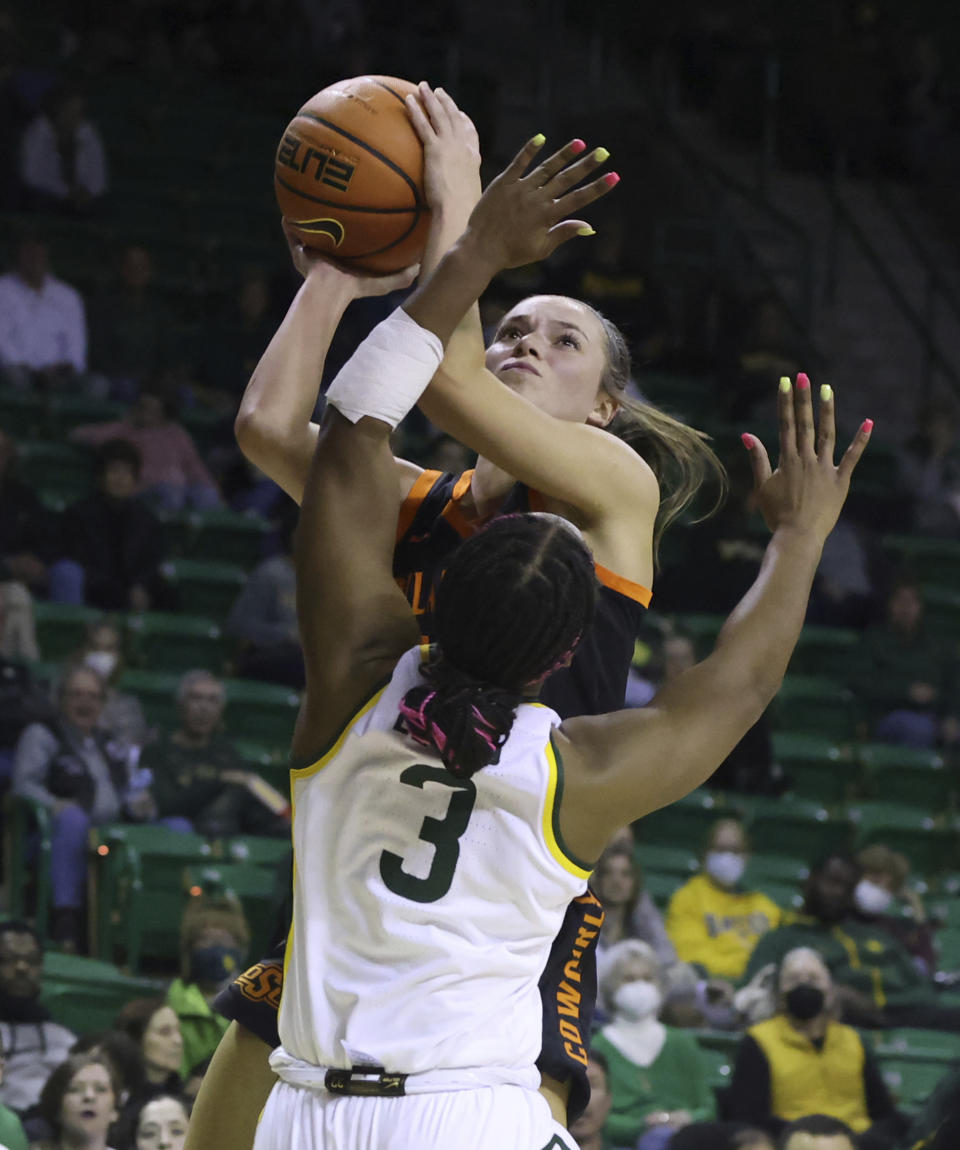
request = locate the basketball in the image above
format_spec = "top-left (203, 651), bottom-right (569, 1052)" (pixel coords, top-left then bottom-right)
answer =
top-left (275, 75), bottom-right (430, 275)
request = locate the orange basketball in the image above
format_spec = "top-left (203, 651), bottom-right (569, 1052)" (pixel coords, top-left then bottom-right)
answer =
top-left (275, 75), bottom-right (430, 275)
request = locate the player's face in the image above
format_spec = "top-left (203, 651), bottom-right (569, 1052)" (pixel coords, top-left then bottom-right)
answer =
top-left (485, 296), bottom-right (614, 425)
top-left (60, 1064), bottom-right (117, 1141)
top-left (142, 1007), bottom-right (184, 1077)
top-left (136, 1096), bottom-right (190, 1150)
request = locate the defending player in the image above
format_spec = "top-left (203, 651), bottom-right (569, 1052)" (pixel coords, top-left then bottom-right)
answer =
top-left (246, 135), bottom-right (869, 1148)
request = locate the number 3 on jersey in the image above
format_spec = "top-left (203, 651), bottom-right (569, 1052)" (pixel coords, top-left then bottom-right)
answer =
top-left (380, 764), bottom-right (477, 903)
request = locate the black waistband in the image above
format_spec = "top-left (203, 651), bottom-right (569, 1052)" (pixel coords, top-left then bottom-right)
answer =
top-left (324, 1067), bottom-right (407, 1097)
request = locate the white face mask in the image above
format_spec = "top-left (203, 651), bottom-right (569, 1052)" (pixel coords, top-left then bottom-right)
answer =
top-left (704, 850), bottom-right (746, 887)
top-left (613, 979), bottom-right (662, 1022)
top-left (84, 651), bottom-right (118, 680)
top-left (855, 879), bottom-right (893, 916)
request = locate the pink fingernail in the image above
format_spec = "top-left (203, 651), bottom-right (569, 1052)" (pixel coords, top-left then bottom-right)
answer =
top-left (861, 419), bottom-right (874, 434)
top-left (741, 433), bottom-right (754, 449)
top-left (570, 139), bottom-right (586, 154)
top-left (797, 374), bottom-right (810, 390)
top-left (604, 172), bottom-right (620, 187)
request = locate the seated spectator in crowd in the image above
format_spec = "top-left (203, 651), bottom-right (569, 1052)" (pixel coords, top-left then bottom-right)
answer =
top-left (0, 585), bottom-right (51, 789)
top-left (199, 268), bottom-right (276, 410)
top-left (743, 854), bottom-right (960, 1031)
top-left (70, 1029), bottom-right (145, 1125)
top-left (168, 893), bottom-right (249, 1079)
top-left (591, 940), bottom-right (716, 1150)
top-left (594, 845), bottom-right (681, 982)
top-left (0, 234), bottom-right (87, 393)
top-left (71, 618), bottom-right (147, 755)
top-left (778, 1115), bottom-right (858, 1150)
top-left (897, 399), bottom-right (960, 537)
top-left (806, 512), bottom-right (881, 630)
top-left (139, 670), bottom-right (287, 838)
top-left (0, 579), bottom-right (40, 664)
top-left (569, 1052), bottom-right (621, 1150)
top-left (0, 430), bottom-right (55, 618)
top-left (0, 1054), bottom-right (27, 1150)
top-left (728, 948), bottom-right (903, 1149)
top-left (115, 1000), bottom-right (184, 1105)
top-left (853, 844), bottom-right (936, 975)
top-left (11, 664), bottom-right (148, 948)
top-left (18, 85), bottom-right (107, 214)
top-left (49, 439), bottom-right (170, 612)
top-left (666, 819), bottom-right (781, 981)
top-left (70, 391), bottom-right (220, 512)
top-left (89, 246), bottom-right (175, 400)
top-left (851, 579), bottom-right (957, 748)
top-left (31, 1053), bottom-right (120, 1150)
top-left (225, 513), bottom-right (302, 688)
top-left (129, 1094), bottom-right (190, 1150)
top-left (0, 922), bottom-right (75, 1119)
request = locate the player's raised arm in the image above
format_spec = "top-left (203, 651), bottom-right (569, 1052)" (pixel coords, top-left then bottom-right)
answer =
top-left (556, 378), bottom-right (873, 862)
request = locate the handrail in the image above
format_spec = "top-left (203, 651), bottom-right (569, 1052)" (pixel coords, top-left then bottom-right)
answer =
top-left (872, 180), bottom-right (960, 331)
top-left (824, 181), bottom-right (960, 399)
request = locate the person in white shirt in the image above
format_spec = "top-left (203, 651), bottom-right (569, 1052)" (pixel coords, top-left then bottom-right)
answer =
top-left (0, 235), bottom-right (87, 391)
top-left (18, 87), bottom-right (108, 213)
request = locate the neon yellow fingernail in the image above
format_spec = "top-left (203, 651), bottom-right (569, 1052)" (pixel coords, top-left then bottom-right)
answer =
top-left (594, 147), bottom-right (610, 162)
top-left (577, 226), bottom-right (596, 236)
top-left (820, 384), bottom-right (833, 402)
top-left (779, 377), bottom-right (792, 394)
top-left (532, 133), bottom-right (546, 147)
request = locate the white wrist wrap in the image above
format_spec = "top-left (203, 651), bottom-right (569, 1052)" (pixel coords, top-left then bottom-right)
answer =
top-left (325, 308), bottom-right (443, 429)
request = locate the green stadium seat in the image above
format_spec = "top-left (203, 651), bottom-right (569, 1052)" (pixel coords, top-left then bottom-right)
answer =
top-left (40, 952), bottom-right (165, 1033)
top-left (669, 614), bottom-right (726, 647)
top-left (847, 801), bottom-right (959, 877)
top-left (754, 879), bottom-right (804, 910)
top-left (636, 789), bottom-right (724, 852)
top-left (736, 796), bottom-right (853, 860)
top-left (183, 509), bottom-right (270, 568)
top-left (773, 675), bottom-right (859, 741)
top-left (745, 853), bottom-right (810, 885)
top-left (642, 870), bottom-right (685, 909)
top-left (223, 836), bottom-right (291, 869)
top-left (35, 602), bottom-right (104, 661)
top-left (788, 626), bottom-right (860, 679)
top-left (879, 1053), bottom-right (954, 1114)
top-left (920, 586), bottom-right (960, 643)
top-left (115, 668), bottom-right (182, 729)
top-left (0, 388), bottom-right (44, 438)
top-left (47, 395), bottom-right (125, 435)
top-left (161, 559), bottom-right (248, 619)
top-left (222, 678), bottom-right (301, 746)
top-left (858, 743), bottom-right (953, 810)
top-left (4, 795), bottom-right (53, 939)
top-left (126, 612), bottom-right (227, 675)
top-left (771, 732), bottom-right (856, 803)
top-left (89, 823), bottom-right (216, 971)
top-left (875, 1029), bottom-right (960, 1057)
top-left (18, 440), bottom-right (93, 502)
top-left (185, 862), bottom-right (280, 957)
top-left (635, 843), bottom-right (699, 878)
top-left (695, 1044), bottom-right (734, 1093)
top-left (937, 928), bottom-right (960, 968)
top-left (883, 535), bottom-right (960, 590)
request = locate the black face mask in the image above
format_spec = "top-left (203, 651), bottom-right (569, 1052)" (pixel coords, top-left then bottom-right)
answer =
top-left (785, 983), bottom-right (826, 1021)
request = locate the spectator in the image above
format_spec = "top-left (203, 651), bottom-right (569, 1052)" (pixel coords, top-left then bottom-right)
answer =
top-left (18, 85), bottom-right (107, 214)
top-left (199, 268), bottom-right (277, 409)
top-left (0, 430), bottom-right (55, 614)
top-left (167, 893), bottom-right (249, 1079)
top-left (70, 391), bottom-right (220, 512)
top-left (32, 1053), bottom-right (119, 1150)
top-left (139, 670), bottom-right (287, 838)
top-left (225, 513), bottom-right (301, 688)
top-left (778, 1115), bottom-right (857, 1150)
top-left (0, 1053), bottom-right (27, 1150)
top-left (666, 818), bottom-right (781, 981)
top-left (71, 619), bottom-right (147, 754)
top-left (0, 922), bottom-right (75, 1118)
top-left (0, 235), bottom-right (87, 392)
top-left (114, 1000), bottom-right (184, 1104)
top-left (591, 940), bottom-right (716, 1150)
top-left (568, 1051), bottom-right (623, 1150)
top-left (48, 439), bottom-right (170, 612)
top-left (853, 844), bottom-right (936, 975)
top-left (851, 578), bottom-right (956, 748)
top-left (742, 854), bottom-right (960, 1032)
top-left (806, 512), bottom-right (881, 630)
top-left (88, 246), bottom-right (175, 400)
top-left (0, 585), bottom-right (51, 789)
top-left (11, 664), bottom-right (146, 948)
top-left (70, 1029), bottom-right (145, 1118)
top-left (131, 1094), bottom-right (190, 1150)
top-left (593, 846), bottom-right (680, 980)
top-left (897, 399), bottom-right (960, 537)
top-left (727, 948), bottom-right (903, 1148)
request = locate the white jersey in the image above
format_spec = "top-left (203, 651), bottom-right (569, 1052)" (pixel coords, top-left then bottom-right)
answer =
top-left (278, 646), bottom-right (590, 1077)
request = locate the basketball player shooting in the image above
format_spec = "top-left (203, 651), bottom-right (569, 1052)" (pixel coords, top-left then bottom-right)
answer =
top-left (242, 134), bottom-right (871, 1150)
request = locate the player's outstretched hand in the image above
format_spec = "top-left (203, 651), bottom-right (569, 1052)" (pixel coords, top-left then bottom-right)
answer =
top-left (742, 374), bottom-right (872, 543)
top-left (405, 82), bottom-right (481, 215)
top-left (464, 135), bottom-right (619, 269)
top-left (281, 219), bottom-right (419, 297)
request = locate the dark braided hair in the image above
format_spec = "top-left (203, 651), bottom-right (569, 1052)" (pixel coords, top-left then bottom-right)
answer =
top-left (398, 514), bottom-right (597, 779)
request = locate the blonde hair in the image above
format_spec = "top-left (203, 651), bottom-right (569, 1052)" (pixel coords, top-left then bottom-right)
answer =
top-left (586, 305), bottom-right (727, 563)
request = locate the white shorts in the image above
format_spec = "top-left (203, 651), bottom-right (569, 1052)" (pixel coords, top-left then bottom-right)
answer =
top-left (252, 1080), bottom-right (576, 1150)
